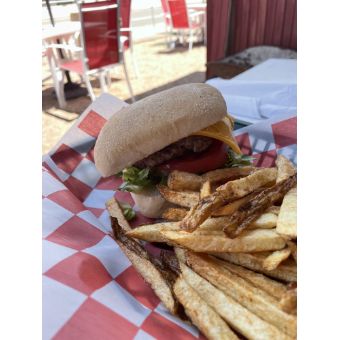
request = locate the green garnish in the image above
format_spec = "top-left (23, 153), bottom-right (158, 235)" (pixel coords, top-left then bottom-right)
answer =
top-left (119, 167), bottom-right (166, 193)
top-left (226, 149), bottom-right (254, 167)
top-left (119, 202), bottom-right (136, 221)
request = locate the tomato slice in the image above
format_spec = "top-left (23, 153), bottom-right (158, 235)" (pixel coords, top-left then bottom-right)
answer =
top-left (157, 140), bottom-right (228, 174)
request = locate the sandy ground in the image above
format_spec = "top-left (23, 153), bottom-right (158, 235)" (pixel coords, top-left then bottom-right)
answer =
top-left (42, 36), bottom-right (206, 154)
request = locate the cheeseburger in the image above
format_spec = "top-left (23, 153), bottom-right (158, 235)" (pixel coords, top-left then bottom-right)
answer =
top-left (94, 83), bottom-right (248, 218)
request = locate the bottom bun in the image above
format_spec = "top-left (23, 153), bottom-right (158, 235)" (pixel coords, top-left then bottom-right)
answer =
top-left (131, 188), bottom-right (168, 218)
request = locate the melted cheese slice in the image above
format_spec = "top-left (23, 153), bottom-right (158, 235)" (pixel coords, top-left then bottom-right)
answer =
top-left (192, 114), bottom-right (241, 154)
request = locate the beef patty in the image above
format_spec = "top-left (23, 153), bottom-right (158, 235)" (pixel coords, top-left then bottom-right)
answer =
top-left (134, 136), bottom-right (213, 168)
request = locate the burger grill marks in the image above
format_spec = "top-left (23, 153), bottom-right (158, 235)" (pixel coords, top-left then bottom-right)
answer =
top-left (134, 136), bottom-right (213, 168)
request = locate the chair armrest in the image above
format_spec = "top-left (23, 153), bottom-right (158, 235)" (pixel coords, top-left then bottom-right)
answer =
top-left (47, 43), bottom-right (83, 52)
top-left (120, 27), bottom-right (132, 32)
top-left (188, 10), bottom-right (205, 18)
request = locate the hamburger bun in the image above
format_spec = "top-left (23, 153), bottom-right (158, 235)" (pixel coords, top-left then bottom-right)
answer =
top-left (94, 83), bottom-right (227, 177)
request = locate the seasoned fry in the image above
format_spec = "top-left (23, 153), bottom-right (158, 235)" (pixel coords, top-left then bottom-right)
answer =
top-left (162, 207), bottom-right (188, 221)
top-left (127, 218), bottom-right (232, 243)
top-left (199, 216), bottom-right (232, 231)
top-left (181, 192), bottom-right (225, 231)
top-left (225, 174), bottom-right (297, 238)
top-left (182, 168), bottom-right (278, 232)
top-left (158, 185), bottom-right (199, 208)
top-left (173, 277), bottom-right (238, 340)
top-left (276, 155), bottom-right (296, 183)
top-left (266, 206), bottom-right (281, 215)
top-left (161, 229), bottom-right (286, 253)
top-left (200, 180), bottom-right (211, 199)
top-left (167, 170), bottom-right (202, 191)
top-left (276, 188), bottom-right (297, 239)
top-left (106, 197), bottom-right (131, 231)
top-left (215, 252), bottom-right (297, 282)
top-left (212, 194), bottom-right (254, 216)
top-left (201, 166), bottom-right (255, 183)
top-left (186, 253), bottom-right (297, 338)
top-left (287, 241), bottom-right (297, 262)
top-left (180, 262), bottom-right (291, 340)
top-left (216, 167), bottom-right (277, 197)
top-left (250, 212), bottom-right (278, 229)
top-left (111, 217), bottom-right (177, 314)
top-left (263, 248), bottom-right (292, 271)
top-left (126, 221), bottom-right (180, 242)
top-left (217, 260), bottom-right (288, 300)
top-left (279, 288), bottom-right (297, 314)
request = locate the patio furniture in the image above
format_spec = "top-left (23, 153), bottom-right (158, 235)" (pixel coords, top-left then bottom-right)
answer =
top-left (166, 0), bottom-right (206, 50)
top-left (119, 0), bottom-right (139, 78)
top-left (160, 0), bottom-right (172, 47)
top-left (46, 0), bottom-right (134, 108)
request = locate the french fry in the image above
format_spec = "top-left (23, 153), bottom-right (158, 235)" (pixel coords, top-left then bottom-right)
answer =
top-left (199, 216), bottom-right (232, 231)
top-left (263, 248), bottom-right (292, 271)
top-left (173, 277), bottom-right (238, 340)
top-left (180, 262), bottom-right (291, 340)
top-left (200, 180), bottom-right (211, 199)
top-left (216, 167), bottom-right (277, 197)
top-left (287, 240), bottom-right (297, 262)
top-left (181, 192), bottom-right (225, 231)
top-left (158, 185), bottom-right (199, 208)
top-left (201, 166), bottom-right (255, 183)
top-left (126, 221), bottom-right (180, 242)
top-left (212, 194), bottom-right (253, 216)
top-left (127, 219), bottom-right (231, 243)
top-left (266, 206), bottom-right (281, 215)
top-left (276, 155), bottom-right (296, 183)
top-left (215, 252), bottom-right (297, 282)
top-left (162, 208), bottom-right (188, 221)
top-left (182, 168), bottom-right (278, 232)
top-left (225, 174), bottom-right (297, 238)
top-left (279, 288), bottom-right (297, 314)
top-left (111, 217), bottom-right (177, 315)
top-left (161, 229), bottom-right (286, 253)
top-left (217, 260), bottom-right (288, 300)
top-left (106, 197), bottom-right (131, 231)
top-left (186, 253), bottom-right (297, 338)
top-left (276, 188), bottom-right (297, 239)
top-left (250, 212), bottom-right (278, 229)
top-left (167, 170), bottom-right (202, 191)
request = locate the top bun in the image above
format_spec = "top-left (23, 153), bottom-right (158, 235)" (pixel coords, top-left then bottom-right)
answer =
top-left (94, 83), bottom-right (227, 177)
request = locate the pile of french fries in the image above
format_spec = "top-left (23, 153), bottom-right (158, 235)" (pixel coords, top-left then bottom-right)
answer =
top-left (108, 155), bottom-right (297, 340)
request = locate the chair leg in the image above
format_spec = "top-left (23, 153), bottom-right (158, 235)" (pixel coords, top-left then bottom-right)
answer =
top-left (99, 71), bottom-right (108, 93)
top-left (122, 56), bottom-right (135, 102)
top-left (106, 70), bottom-right (112, 89)
top-left (189, 29), bottom-right (193, 51)
top-left (130, 49), bottom-right (140, 79)
top-left (54, 69), bottom-right (66, 109)
top-left (84, 73), bottom-right (96, 101)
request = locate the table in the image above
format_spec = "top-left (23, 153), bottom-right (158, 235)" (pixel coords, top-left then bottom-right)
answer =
top-left (206, 58), bottom-right (297, 125)
top-left (42, 22), bottom-right (80, 43)
top-left (42, 93), bottom-right (297, 338)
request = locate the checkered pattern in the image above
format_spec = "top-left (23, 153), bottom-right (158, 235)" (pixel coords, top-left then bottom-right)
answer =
top-left (43, 94), bottom-right (297, 339)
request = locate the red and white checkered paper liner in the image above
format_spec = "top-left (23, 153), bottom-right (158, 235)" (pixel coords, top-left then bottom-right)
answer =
top-left (42, 93), bottom-right (297, 340)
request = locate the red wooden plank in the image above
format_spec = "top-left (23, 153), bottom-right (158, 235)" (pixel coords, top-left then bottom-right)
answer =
top-left (264, 0), bottom-right (277, 45)
top-left (255, 0), bottom-right (268, 46)
top-left (281, 0), bottom-right (296, 48)
top-left (272, 0), bottom-right (286, 46)
top-left (290, 7), bottom-right (297, 49)
top-left (247, 0), bottom-right (258, 47)
top-left (239, 0), bottom-right (251, 51)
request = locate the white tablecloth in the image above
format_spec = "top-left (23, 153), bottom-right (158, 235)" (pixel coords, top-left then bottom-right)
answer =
top-left (206, 59), bottom-right (297, 124)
